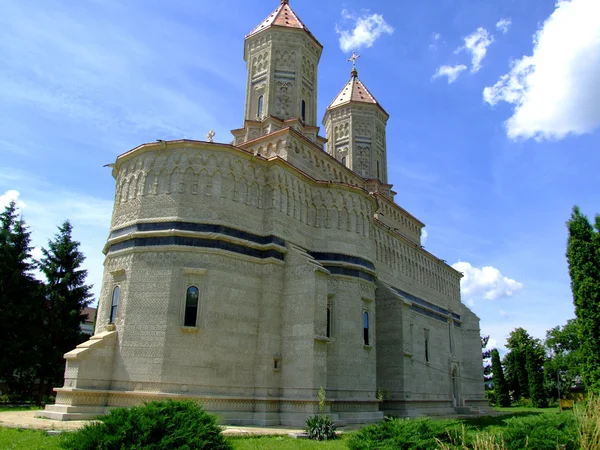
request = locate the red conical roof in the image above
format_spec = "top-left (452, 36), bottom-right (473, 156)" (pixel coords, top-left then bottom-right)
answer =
top-left (246, 1), bottom-right (321, 46)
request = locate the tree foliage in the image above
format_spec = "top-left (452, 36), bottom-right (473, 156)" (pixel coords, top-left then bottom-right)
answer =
top-left (566, 206), bottom-right (600, 393)
top-left (503, 328), bottom-right (532, 401)
top-left (38, 220), bottom-right (93, 393)
top-left (491, 349), bottom-right (510, 407)
top-left (503, 327), bottom-right (547, 404)
top-left (0, 202), bottom-right (45, 397)
top-left (545, 319), bottom-right (582, 398)
top-left (481, 336), bottom-right (493, 384)
top-left (527, 344), bottom-right (548, 407)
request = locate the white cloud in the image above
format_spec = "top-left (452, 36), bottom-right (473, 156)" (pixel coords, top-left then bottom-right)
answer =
top-left (0, 189), bottom-right (26, 210)
top-left (458, 27), bottom-right (494, 72)
top-left (421, 228), bottom-right (428, 244)
top-left (433, 64), bottom-right (468, 83)
top-left (433, 33), bottom-right (441, 41)
top-left (496, 18), bottom-right (512, 34)
top-left (452, 261), bottom-right (524, 301)
top-left (483, 0), bottom-right (600, 140)
top-left (337, 10), bottom-right (394, 53)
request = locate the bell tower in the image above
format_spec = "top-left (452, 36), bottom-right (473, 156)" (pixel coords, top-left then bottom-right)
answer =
top-left (323, 54), bottom-right (390, 184)
top-left (242, 0), bottom-right (322, 128)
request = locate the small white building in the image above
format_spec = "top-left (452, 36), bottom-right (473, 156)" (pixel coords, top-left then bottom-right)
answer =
top-left (43, 0), bottom-right (488, 425)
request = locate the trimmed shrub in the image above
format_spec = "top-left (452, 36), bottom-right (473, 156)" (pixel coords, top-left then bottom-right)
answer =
top-left (305, 415), bottom-right (337, 441)
top-left (499, 412), bottom-right (577, 450)
top-left (347, 417), bottom-right (464, 450)
top-left (60, 400), bottom-right (232, 450)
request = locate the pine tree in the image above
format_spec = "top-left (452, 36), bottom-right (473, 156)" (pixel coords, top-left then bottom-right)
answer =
top-left (566, 206), bottom-right (600, 393)
top-left (0, 202), bottom-right (45, 398)
top-left (491, 349), bottom-right (510, 407)
top-left (38, 220), bottom-right (93, 394)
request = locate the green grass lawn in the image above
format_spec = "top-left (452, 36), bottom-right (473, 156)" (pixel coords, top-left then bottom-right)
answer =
top-left (0, 428), bottom-right (62, 450)
top-left (0, 427), bottom-right (349, 450)
top-left (0, 405), bottom-right (39, 413)
top-left (230, 435), bottom-right (349, 449)
top-left (493, 405), bottom-right (560, 414)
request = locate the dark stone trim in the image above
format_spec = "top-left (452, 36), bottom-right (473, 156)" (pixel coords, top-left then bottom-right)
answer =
top-left (392, 286), bottom-right (461, 321)
top-left (410, 305), bottom-right (449, 323)
top-left (110, 222), bottom-right (286, 247)
top-left (322, 265), bottom-right (376, 283)
top-left (107, 236), bottom-right (285, 261)
top-left (310, 252), bottom-right (375, 271)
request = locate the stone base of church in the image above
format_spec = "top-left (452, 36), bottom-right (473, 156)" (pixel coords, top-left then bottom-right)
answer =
top-left (39, 388), bottom-right (384, 427)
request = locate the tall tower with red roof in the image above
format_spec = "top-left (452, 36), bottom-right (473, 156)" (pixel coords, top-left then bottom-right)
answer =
top-left (235, 0), bottom-right (323, 145)
top-left (323, 61), bottom-right (390, 188)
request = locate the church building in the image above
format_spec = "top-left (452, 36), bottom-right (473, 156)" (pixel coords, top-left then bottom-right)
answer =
top-left (43, 0), bottom-right (488, 426)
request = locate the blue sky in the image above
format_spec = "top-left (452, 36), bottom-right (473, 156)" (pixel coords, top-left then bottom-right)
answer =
top-left (1, 0), bottom-right (599, 352)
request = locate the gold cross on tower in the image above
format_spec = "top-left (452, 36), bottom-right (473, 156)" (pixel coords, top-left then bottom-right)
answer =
top-left (347, 51), bottom-right (360, 77)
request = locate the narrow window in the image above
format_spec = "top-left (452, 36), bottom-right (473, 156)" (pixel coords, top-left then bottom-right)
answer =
top-left (326, 305), bottom-right (332, 338)
top-left (301, 100), bottom-right (306, 121)
top-left (448, 320), bottom-right (453, 354)
top-left (341, 156), bottom-right (347, 167)
top-left (109, 286), bottom-right (120, 324)
top-left (363, 311), bottom-right (370, 346)
top-left (425, 329), bottom-right (430, 362)
top-left (377, 160), bottom-right (380, 179)
top-left (184, 286), bottom-right (199, 327)
top-left (257, 95), bottom-right (264, 118)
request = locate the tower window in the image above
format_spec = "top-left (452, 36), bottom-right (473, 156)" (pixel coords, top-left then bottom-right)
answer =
top-left (301, 100), bottom-right (306, 122)
top-left (363, 311), bottom-right (370, 346)
top-left (341, 156), bottom-right (347, 167)
top-left (184, 286), bottom-right (199, 327)
top-left (377, 160), bottom-right (380, 179)
top-left (326, 304), bottom-right (332, 338)
top-left (109, 286), bottom-right (120, 324)
top-left (425, 329), bottom-right (430, 362)
top-left (257, 95), bottom-right (264, 118)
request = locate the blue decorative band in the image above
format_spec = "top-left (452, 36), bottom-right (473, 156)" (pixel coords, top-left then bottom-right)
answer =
top-left (110, 222), bottom-right (286, 248)
top-left (321, 265), bottom-right (376, 283)
top-left (310, 252), bottom-right (375, 271)
top-left (393, 286), bottom-right (461, 321)
top-left (107, 236), bottom-right (285, 261)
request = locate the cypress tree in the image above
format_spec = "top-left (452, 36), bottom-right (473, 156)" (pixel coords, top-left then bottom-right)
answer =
top-left (491, 349), bottom-right (510, 407)
top-left (38, 220), bottom-right (93, 395)
top-left (566, 206), bottom-right (600, 393)
top-left (0, 202), bottom-right (45, 398)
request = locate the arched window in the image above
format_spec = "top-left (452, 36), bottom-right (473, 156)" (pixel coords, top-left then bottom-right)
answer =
top-left (301, 100), bottom-right (306, 122)
top-left (341, 156), bottom-right (347, 167)
top-left (363, 311), bottom-right (370, 345)
top-left (184, 286), bottom-right (199, 327)
top-left (109, 286), bottom-right (120, 324)
top-left (257, 95), bottom-right (264, 118)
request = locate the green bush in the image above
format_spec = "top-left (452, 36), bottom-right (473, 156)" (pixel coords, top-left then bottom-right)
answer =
top-left (60, 400), bottom-right (232, 450)
top-left (305, 415), bottom-right (337, 441)
top-left (498, 412), bottom-right (577, 450)
top-left (347, 417), bottom-right (463, 450)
